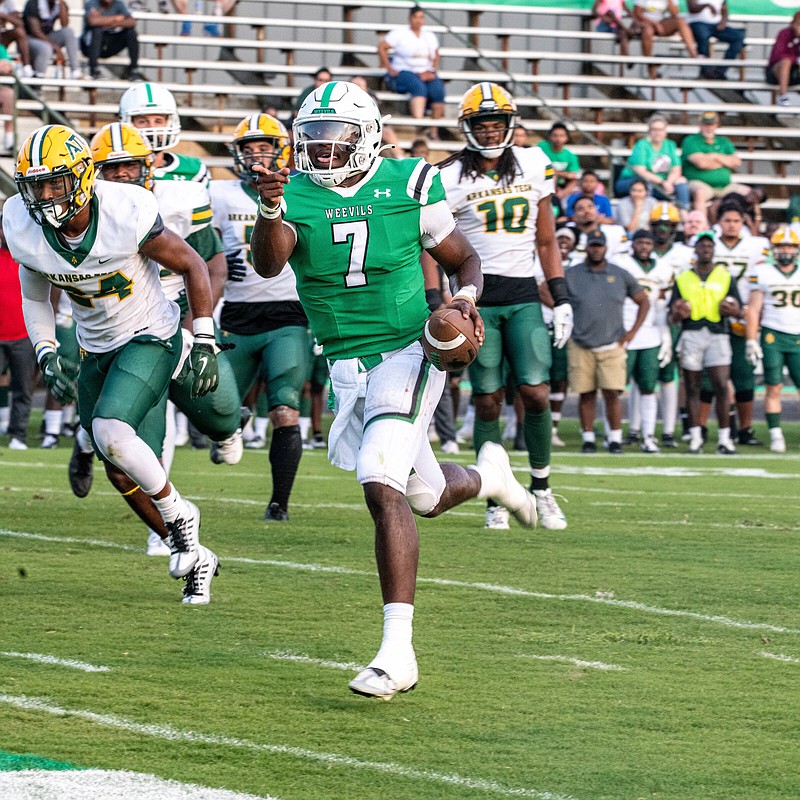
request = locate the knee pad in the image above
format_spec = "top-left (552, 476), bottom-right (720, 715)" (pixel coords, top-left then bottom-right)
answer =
top-left (699, 389), bottom-right (714, 404)
top-left (406, 471), bottom-right (445, 516)
top-left (735, 389), bottom-right (754, 404)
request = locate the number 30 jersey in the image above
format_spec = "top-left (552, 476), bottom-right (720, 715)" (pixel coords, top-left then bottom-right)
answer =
top-left (749, 259), bottom-right (800, 335)
top-left (4, 180), bottom-right (179, 353)
top-left (281, 157), bottom-right (454, 360)
top-left (439, 145), bottom-right (553, 305)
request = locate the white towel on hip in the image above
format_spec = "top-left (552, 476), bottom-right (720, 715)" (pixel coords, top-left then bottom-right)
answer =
top-left (327, 357), bottom-right (368, 471)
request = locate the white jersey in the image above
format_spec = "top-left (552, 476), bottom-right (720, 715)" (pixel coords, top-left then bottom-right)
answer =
top-left (152, 179), bottom-right (214, 302)
top-left (749, 260), bottom-right (800, 335)
top-left (713, 235), bottom-right (769, 304)
top-left (654, 241), bottom-right (694, 280)
top-left (617, 254), bottom-right (674, 350)
top-left (4, 181), bottom-right (178, 353)
top-left (439, 146), bottom-right (552, 278)
top-left (209, 179), bottom-right (299, 303)
top-left (574, 223), bottom-right (630, 263)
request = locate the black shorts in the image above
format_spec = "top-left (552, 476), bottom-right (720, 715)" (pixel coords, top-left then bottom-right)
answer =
top-left (766, 63), bottom-right (800, 86)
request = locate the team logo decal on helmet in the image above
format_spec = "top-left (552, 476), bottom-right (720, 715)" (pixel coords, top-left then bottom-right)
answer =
top-left (15, 124), bottom-right (95, 228)
top-left (90, 122), bottom-right (155, 191)
top-left (459, 82), bottom-right (518, 158)
top-left (228, 113), bottom-right (291, 181)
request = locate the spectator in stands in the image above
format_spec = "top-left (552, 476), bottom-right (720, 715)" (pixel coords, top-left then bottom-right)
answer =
top-left (566, 229), bottom-right (649, 454)
top-left (593, 0), bottom-right (640, 61)
top-left (170, 0), bottom-right (233, 38)
top-left (512, 124), bottom-right (529, 147)
top-left (0, 214), bottom-right (37, 451)
top-left (566, 169), bottom-right (614, 221)
top-left (408, 137), bottom-right (429, 159)
top-left (351, 74), bottom-right (401, 157)
top-left (615, 112), bottom-right (690, 210)
top-left (378, 6), bottom-right (445, 138)
top-left (633, 0), bottom-right (698, 81)
top-left (681, 208), bottom-right (709, 245)
top-left (22, 0), bottom-right (83, 79)
top-left (615, 177), bottom-right (657, 232)
top-left (291, 67), bottom-right (332, 119)
top-left (681, 111), bottom-right (747, 213)
top-left (0, 0), bottom-right (49, 77)
top-left (537, 122), bottom-right (580, 199)
top-left (80, 0), bottom-right (143, 81)
top-left (685, 0), bottom-right (745, 79)
top-left (766, 10), bottom-right (800, 107)
top-left (0, 44), bottom-right (14, 151)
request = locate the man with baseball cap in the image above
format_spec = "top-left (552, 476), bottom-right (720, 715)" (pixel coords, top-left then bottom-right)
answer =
top-left (681, 111), bottom-right (749, 213)
top-left (565, 228), bottom-right (649, 453)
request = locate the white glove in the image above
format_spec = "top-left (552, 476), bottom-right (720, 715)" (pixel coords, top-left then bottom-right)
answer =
top-left (552, 303), bottom-right (574, 349)
top-left (657, 328), bottom-right (673, 368)
top-left (745, 338), bottom-right (763, 367)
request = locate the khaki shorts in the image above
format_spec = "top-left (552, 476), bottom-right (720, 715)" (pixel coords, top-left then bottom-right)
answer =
top-left (687, 180), bottom-right (749, 199)
top-left (568, 341), bottom-right (627, 393)
top-left (677, 327), bottom-right (732, 371)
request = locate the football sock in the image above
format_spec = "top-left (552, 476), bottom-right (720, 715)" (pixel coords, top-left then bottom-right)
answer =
top-left (551, 410), bottom-right (562, 430)
top-left (530, 465), bottom-right (550, 492)
top-left (0, 403), bottom-right (8, 433)
top-left (153, 484), bottom-right (184, 523)
top-left (253, 416), bottom-right (269, 441)
top-left (61, 404), bottom-right (75, 429)
top-left (175, 411), bottom-right (188, 439)
top-left (628, 382), bottom-right (640, 433)
top-left (660, 380), bottom-right (678, 435)
top-left (298, 415), bottom-right (311, 441)
top-left (76, 425), bottom-right (94, 454)
top-left (718, 427), bottom-right (732, 446)
top-left (641, 392), bottom-right (657, 440)
top-left (268, 424), bottom-right (302, 511)
top-left (608, 428), bottom-right (622, 444)
top-left (162, 400), bottom-right (176, 476)
top-left (524, 407), bottom-right (551, 470)
top-left (44, 409), bottom-right (62, 436)
top-left (473, 417), bottom-right (502, 456)
top-left (582, 430), bottom-right (596, 443)
top-left (371, 602), bottom-right (415, 668)
top-left (766, 412), bottom-right (781, 429)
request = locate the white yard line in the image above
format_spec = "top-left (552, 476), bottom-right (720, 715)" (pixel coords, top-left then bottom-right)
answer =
top-left (637, 520), bottom-right (798, 531)
top-left (519, 654), bottom-right (625, 671)
top-left (0, 652), bottom-right (109, 673)
top-left (2, 528), bottom-right (798, 635)
top-left (760, 651), bottom-right (800, 664)
top-left (264, 651), bottom-right (363, 671)
top-left (0, 694), bottom-right (580, 800)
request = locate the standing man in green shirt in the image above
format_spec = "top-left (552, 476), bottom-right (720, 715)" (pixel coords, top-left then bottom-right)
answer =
top-left (681, 111), bottom-right (749, 213)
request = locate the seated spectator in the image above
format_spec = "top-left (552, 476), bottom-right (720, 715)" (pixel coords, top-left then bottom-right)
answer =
top-left (407, 137), bottom-right (429, 160)
top-left (169, 0), bottom-right (235, 38)
top-left (290, 66), bottom-right (332, 120)
top-left (537, 122), bottom-right (580, 199)
top-left (351, 74), bottom-right (400, 157)
top-left (615, 177), bottom-right (657, 232)
top-left (0, 44), bottom-right (14, 151)
top-left (378, 6), bottom-right (445, 138)
top-left (0, 0), bottom-right (48, 77)
top-left (766, 11), bottom-right (800, 107)
top-left (22, 0), bottom-right (83, 79)
top-left (633, 0), bottom-right (698, 81)
top-left (686, 0), bottom-right (745, 79)
top-left (615, 113), bottom-right (690, 210)
top-left (512, 124), bottom-right (529, 147)
top-left (592, 0), bottom-right (640, 61)
top-left (566, 170), bottom-right (614, 221)
top-left (681, 208), bottom-right (710, 245)
top-left (80, 0), bottom-right (143, 80)
top-left (681, 111), bottom-right (748, 212)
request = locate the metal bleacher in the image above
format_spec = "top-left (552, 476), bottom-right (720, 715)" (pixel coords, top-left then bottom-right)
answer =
top-left (1, 0), bottom-right (798, 214)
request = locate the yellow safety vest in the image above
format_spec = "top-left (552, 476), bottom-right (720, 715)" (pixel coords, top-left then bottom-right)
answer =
top-left (675, 266), bottom-right (732, 323)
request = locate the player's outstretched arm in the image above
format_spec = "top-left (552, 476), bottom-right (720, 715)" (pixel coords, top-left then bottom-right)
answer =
top-left (249, 164), bottom-right (296, 279)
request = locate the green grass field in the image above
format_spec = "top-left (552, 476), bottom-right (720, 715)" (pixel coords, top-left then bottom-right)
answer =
top-left (2, 422), bottom-right (800, 800)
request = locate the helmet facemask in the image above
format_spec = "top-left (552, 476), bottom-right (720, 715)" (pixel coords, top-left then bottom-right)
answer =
top-left (18, 169), bottom-right (88, 228)
top-left (462, 112), bottom-right (516, 159)
top-left (97, 158), bottom-right (153, 190)
top-left (775, 245), bottom-right (799, 268)
top-left (229, 138), bottom-right (286, 182)
top-left (294, 119), bottom-right (377, 188)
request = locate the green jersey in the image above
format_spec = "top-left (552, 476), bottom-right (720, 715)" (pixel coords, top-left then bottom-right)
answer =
top-left (283, 158), bottom-right (446, 360)
top-left (154, 152), bottom-right (210, 187)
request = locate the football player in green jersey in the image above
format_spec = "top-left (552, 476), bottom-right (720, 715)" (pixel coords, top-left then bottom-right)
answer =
top-left (251, 81), bottom-right (539, 701)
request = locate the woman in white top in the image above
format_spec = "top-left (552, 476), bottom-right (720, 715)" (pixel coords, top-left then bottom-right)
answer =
top-left (378, 6), bottom-right (445, 137)
top-left (632, 0), bottom-right (698, 80)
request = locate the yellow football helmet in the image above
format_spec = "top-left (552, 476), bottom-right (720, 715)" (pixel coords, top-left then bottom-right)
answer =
top-left (771, 226), bottom-right (800, 267)
top-left (458, 82), bottom-right (518, 158)
top-left (228, 113), bottom-right (290, 181)
top-left (90, 122), bottom-right (155, 191)
top-left (650, 202), bottom-right (681, 224)
top-left (15, 124), bottom-right (95, 229)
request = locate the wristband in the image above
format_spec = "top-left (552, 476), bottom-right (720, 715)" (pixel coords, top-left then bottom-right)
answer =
top-left (547, 276), bottom-right (570, 306)
top-left (35, 340), bottom-right (57, 365)
top-left (452, 283), bottom-right (478, 306)
top-left (258, 200), bottom-right (282, 219)
top-left (192, 317), bottom-right (215, 338)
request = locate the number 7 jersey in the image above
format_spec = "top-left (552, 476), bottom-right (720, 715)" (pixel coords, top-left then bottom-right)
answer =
top-left (281, 157), bottom-right (453, 360)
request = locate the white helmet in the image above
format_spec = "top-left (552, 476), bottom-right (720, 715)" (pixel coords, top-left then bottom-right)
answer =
top-left (292, 81), bottom-right (385, 188)
top-left (118, 82), bottom-right (181, 152)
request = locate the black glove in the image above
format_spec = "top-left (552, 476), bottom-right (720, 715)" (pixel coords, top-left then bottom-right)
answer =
top-left (226, 252), bottom-right (247, 282)
top-left (40, 352), bottom-right (79, 404)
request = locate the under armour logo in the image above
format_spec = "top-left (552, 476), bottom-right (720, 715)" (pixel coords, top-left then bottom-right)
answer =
top-left (374, 188), bottom-right (391, 198)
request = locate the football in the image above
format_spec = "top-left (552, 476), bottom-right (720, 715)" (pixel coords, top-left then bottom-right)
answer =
top-left (421, 307), bottom-right (481, 372)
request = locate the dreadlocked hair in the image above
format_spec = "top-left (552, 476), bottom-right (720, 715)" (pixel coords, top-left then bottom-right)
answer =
top-left (437, 146), bottom-right (521, 186)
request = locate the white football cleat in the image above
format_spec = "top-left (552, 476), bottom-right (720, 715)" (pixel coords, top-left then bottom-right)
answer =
top-left (770, 431), bottom-right (786, 453)
top-left (485, 505), bottom-right (510, 529)
top-left (349, 654), bottom-right (418, 701)
top-left (166, 500), bottom-right (201, 578)
top-left (146, 530), bottom-right (170, 556)
top-left (532, 488), bottom-right (567, 530)
top-left (209, 427), bottom-right (243, 465)
top-left (8, 437), bottom-right (27, 450)
top-left (182, 545), bottom-right (219, 605)
top-left (441, 439), bottom-right (460, 455)
top-left (471, 442), bottom-right (538, 528)
top-left (640, 437), bottom-right (660, 453)
top-left (245, 435), bottom-right (266, 450)
top-left (551, 429), bottom-right (566, 447)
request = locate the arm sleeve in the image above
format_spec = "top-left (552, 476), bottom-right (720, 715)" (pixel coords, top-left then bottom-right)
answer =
top-left (19, 265), bottom-right (57, 351)
top-left (420, 199), bottom-right (456, 249)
